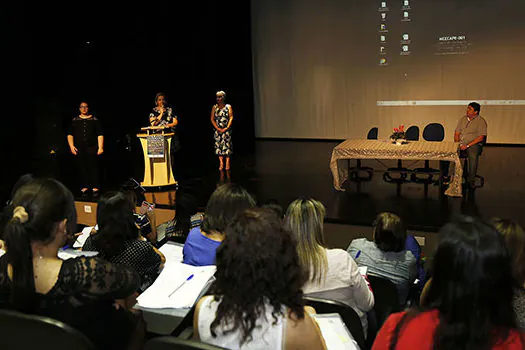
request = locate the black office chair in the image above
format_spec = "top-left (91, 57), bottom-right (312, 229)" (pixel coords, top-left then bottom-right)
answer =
top-left (304, 296), bottom-right (366, 350)
top-left (366, 276), bottom-right (401, 346)
top-left (0, 309), bottom-right (95, 350)
top-left (349, 127), bottom-right (378, 182)
top-left (383, 126), bottom-right (419, 185)
top-left (145, 337), bottom-right (227, 350)
top-left (411, 123), bottom-right (444, 185)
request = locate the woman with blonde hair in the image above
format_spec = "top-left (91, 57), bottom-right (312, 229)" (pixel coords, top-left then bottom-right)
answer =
top-left (284, 198), bottom-right (374, 334)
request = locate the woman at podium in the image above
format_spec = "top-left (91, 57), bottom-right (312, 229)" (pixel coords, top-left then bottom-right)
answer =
top-left (211, 90), bottom-right (233, 171)
top-left (67, 101), bottom-right (104, 196)
top-left (148, 92), bottom-right (181, 177)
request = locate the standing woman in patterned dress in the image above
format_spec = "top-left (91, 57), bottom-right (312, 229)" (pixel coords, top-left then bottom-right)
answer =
top-left (211, 91), bottom-right (233, 171)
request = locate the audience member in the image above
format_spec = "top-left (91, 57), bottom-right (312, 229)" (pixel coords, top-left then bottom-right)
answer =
top-left (285, 198), bottom-right (374, 334)
top-left (194, 208), bottom-right (326, 349)
top-left (347, 212), bottom-right (417, 305)
top-left (0, 179), bottom-right (142, 350)
top-left (183, 183), bottom-right (255, 266)
top-left (0, 173), bottom-right (36, 238)
top-left (373, 216), bottom-right (524, 349)
top-left (83, 191), bottom-right (165, 290)
top-left (261, 198), bottom-right (284, 219)
top-left (492, 218), bottom-right (525, 330)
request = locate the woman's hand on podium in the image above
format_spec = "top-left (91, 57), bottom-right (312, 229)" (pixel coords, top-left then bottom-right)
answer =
top-left (70, 145), bottom-right (78, 155)
top-left (97, 148), bottom-right (104, 155)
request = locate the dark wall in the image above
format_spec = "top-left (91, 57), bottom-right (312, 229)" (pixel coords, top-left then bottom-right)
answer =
top-left (1, 0), bottom-right (254, 199)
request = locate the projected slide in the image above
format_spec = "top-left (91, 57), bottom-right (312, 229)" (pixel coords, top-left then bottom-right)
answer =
top-left (374, 0), bottom-right (525, 104)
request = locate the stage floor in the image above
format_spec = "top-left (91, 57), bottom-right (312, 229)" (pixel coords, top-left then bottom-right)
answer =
top-left (177, 140), bottom-right (525, 232)
top-left (127, 140), bottom-right (525, 232)
top-left (6, 140), bottom-right (524, 233)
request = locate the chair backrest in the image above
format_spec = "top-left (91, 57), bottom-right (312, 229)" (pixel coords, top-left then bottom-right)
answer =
top-left (422, 123), bottom-right (445, 142)
top-left (405, 126), bottom-right (420, 141)
top-left (0, 309), bottom-right (95, 350)
top-left (367, 127), bottom-right (378, 140)
top-left (145, 337), bottom-right (227, 350)
top-left (303, 296), bottom-right (366, 350)
top-left (367, 275), bottom-right (402, 328)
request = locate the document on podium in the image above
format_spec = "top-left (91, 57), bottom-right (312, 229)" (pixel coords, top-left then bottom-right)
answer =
top-left (137, 262), bottom-right (216, 309)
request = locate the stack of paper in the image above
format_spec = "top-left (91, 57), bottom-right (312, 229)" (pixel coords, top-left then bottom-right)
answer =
top-left (311, 313), bottom-right (360, 350)
top-left (137, 262), bottom-right (216, 309)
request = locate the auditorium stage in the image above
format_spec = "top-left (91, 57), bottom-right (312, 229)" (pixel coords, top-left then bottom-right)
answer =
top-left (65, 140), bottom-right (525, 235)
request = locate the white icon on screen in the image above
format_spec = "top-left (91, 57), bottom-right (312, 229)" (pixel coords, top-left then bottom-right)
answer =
top-left (380, 46), bottom-right (386, 53)
top-left (381, 13), bottom-right (387, 20)
top-left (404, 0), bottom-right (409, 6)
top-left (403, 34), bottom-right (409, 40)
top-left (381, 2), bottom-right (387, 8)
top-left (381, 35), bottom-right (386, 42)
top-left (402, 45), bottom-right (409, 52)
top-left (404, 11), bottom-right (409, 18)
top-left (380, 24), bottom-right (386, 31)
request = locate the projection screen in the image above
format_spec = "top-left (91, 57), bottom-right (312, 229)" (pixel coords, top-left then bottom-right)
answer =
top-left (251, 0), bottom-right (525, 143)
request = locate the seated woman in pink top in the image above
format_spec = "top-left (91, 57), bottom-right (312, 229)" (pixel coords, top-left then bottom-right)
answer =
top-left (373, 216), bottom-right (524, 350)
top-left (284, 198), bottom-right (374, 335)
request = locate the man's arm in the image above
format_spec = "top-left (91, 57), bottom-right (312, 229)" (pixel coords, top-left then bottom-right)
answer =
top-left (466, 135), bottom-right (485, 148)
top-left (454, 131), bottom-right (461, 143)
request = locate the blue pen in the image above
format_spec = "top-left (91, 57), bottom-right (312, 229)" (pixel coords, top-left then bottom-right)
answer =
top-left (355, 250), bottom-right (361, 259)
top-left (168, 274), bottom-right (194, 298)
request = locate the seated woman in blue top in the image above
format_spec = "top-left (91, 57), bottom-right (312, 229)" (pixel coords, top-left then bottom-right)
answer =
top-left (183, 183), bottom-right (256, 266)
top-left (347, 212), bottom-right (417, 306)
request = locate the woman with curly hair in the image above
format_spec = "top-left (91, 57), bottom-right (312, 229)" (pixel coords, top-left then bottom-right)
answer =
top-left (193, 208), bottom-right (326, 349)
top-left (373, 216), bottom-right (524, 349)
top-left (285, 198), bottom-right (374, 335)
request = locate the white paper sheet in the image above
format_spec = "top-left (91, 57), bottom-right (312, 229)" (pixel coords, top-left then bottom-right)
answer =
top-left (58, 249), bottom-right (98, 260)
top-left (137, 262), bottom-right (216, 309)
top-left (0, 248), bottom-right (97, 260)
top-left (73, 226), bottom-right (95, 248)
top-left (158, 243), bottom-right (184, 264)
top-left (311, 313), bottom-right (360, 350)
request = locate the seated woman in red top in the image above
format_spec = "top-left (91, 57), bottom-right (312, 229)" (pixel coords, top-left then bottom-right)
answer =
top-left (373, 216), bottom-right (525, 350)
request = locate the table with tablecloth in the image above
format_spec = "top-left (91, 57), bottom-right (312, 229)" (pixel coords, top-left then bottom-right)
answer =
top-left (330, 139), bottom-right (462, 197)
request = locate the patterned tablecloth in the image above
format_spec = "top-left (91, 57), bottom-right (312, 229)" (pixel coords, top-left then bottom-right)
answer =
top-left (330, 139), bottom-right (463, 197)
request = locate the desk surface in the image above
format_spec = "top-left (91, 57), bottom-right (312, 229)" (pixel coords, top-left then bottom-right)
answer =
top-left (330, 139), bottom-right (463, 197)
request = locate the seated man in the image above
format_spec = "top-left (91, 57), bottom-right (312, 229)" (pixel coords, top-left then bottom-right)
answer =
top-left (443, 102), bottom-right (487, 187)
top-left (455, 102), bottom-right (487, 187)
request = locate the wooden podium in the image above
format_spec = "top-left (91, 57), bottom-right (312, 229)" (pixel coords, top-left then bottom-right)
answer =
top-left (137, 126), bottom-right (177, 188)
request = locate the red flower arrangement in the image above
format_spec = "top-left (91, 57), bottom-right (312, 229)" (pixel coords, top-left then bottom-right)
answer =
top-left (390, 125), bottom-right (406, 141)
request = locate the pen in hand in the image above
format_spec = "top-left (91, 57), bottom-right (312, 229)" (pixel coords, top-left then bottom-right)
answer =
top-left (168, 274), bottom-right (194, 298)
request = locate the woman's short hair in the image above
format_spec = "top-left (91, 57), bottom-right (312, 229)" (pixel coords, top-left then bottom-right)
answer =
top-left (216, 90), bottom-right (226, 98)
top-left (3, 178), bottom-right (76, 312)
top-left (200, 184), bottom-right (256, 234)
top-left (373, 212), bottom-right (406, 252)
top-left (93, 191), bottom-right (139, 257)
top-left (492, 218), bottom-right (525, 285)
top-left (154, 92), bottom-right (167, 105)
top-left (211, 208), bottom-right (305, 346)
top-left (284, 198), bottom-right (327, 284)
top-left (420, 216), bottom-right (516, 348)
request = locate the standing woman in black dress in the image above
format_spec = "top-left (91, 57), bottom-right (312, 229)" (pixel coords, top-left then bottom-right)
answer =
top-left (211, 91), bottom-right (233, 171)
top-left (148, 93), bottom-right (180, 179)
top-left (67, 101), bottom-right (104, 196)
